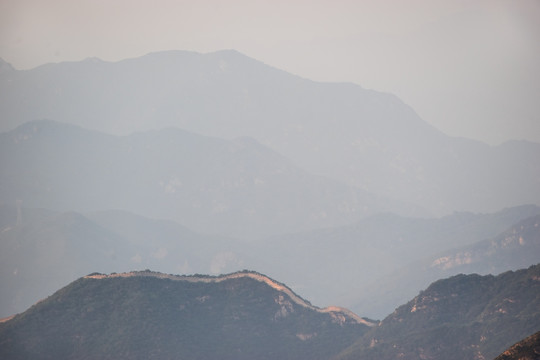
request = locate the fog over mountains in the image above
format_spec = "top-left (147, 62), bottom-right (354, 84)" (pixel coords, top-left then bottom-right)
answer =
top-left (1, 50), bottom-right (539, 215)
top-left (335, 264), bottom-right (540, 360)
top-left (0, 120), bottom-right (416, 239)
top-left (349, 212), bottom-right (540, 318)
top-left (1, 202), bottom-right (539, 319)
top-left (2, 266), bottom-right (539, 360)
top-left (1, 49), bottom-right (540, 356)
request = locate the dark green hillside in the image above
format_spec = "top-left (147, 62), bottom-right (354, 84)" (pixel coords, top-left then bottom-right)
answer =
top-left (0, 271), bottom-right (372, 360)
top-left (336, 264), bottom-right (540, 360)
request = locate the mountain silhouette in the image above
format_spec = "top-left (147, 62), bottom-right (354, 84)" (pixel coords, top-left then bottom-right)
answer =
top-left (1, 50), bottom-right (539, 214)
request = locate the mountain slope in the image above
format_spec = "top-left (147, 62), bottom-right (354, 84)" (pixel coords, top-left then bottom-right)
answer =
top-left (0, 204), bottom-right (246, 318)
top-left (0, 271), bottom-right (373, 360)
top-left (351, 212), bottom-right (540, 318)
top-left (3, 203), bottom-right (538, 320)
top-left (0, 207), bottom-right (125, 317)
top-left (427, 214), bottom-right (540, 274)
top-left (336, 264), bottom-right (540, 360)
top-left (494, 331), bottom-right (540, 360)
top-left (1, 266), bottom-right (538, 360)
top-left (0, 120), bottom-right (416, 238)
top-left (1, 50), bottom-right (539, 214)
top-left (244, 205), bottom-right (540, 318)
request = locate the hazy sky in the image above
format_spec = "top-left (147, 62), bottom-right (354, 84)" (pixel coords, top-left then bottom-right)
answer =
top-left (1, 0), bottom-right (539, 144)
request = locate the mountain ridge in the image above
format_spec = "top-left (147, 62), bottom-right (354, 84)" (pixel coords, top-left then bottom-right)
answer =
top-left (83, 270), bottom-right (377, 327)
top-left (2, 201), bottom-right (538, 319)
top-left (245, 204), bottom-right (540, 318)
top-left (1, 265), bottom-right (539, 360)
top-left (0, 269), bottom-right (372, 360)
top-left (2, 50), bottom-right (539, 214)
top-left (0, 119), bottom-right (423, 238)
top-left (348, 210), bottom-right (540, 318)
top-left (335, 264), bottom-right (540, 360)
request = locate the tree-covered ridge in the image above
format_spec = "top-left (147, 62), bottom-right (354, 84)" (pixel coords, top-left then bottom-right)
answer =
top-left (84, 270), bottom-right (377, 326)
top-left (0, 271), bottom-right (371, 360)
top-left (335, 264), bottom-right (540, 360)
top-left (2, 265), bottom-right (539, 360)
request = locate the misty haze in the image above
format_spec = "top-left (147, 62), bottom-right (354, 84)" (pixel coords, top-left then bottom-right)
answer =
top-left (1, 1), bottom-right (540, 359)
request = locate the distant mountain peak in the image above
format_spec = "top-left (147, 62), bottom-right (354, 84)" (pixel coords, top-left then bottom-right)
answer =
top-left (1, 48), bottom-right (539, 216)
top-left (138, 49), bottom-right (253, 64)
top-left (207, 48), bottom-right (245, 57)
top-left (82, 56), bottom-right (105, 64)
top-left (0, 58), bottom-right (14, 73)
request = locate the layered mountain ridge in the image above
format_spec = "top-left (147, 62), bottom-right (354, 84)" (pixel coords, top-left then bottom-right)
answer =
top-left (1, 50), bottom-right (539, 214)
top-left (1, 49), bottom-right (539, 359)
top-left (1, 119), bottom-right (418, 239)
top-left (350, 212), bottom-right (540, 318)
top-left (1, 265), bottom-right (539, 360)
top-left (335, 264), bottom-right (540, 360)
top-left (2, 202), bottom-right (538, 319)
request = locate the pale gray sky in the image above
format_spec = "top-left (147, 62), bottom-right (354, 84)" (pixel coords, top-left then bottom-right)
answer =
top-left (1, 0), bottom-right (539, 144)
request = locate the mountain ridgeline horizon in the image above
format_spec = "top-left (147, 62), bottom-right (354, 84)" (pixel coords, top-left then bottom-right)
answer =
top-left (0, 269), bottom-right (375, 360)
top-left (1, 265), bottom-right (539, 360)
top-left (1, 50), bottom-right (539, 217)
top-left (0, 119), bottom-right (421, 239)
top-left (1, 49), bottom-right (539, 359)
top-left (1, 191), bottom-right (539, 319)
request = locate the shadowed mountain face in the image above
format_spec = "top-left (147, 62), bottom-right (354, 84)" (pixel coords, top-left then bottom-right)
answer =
top-left (335, 264), bottom-right (540, 360)
top-left (1, 50), bottom-right (539, 215)
top-left (0, 120), bottom-right (419, 239)
top-left (0, 271), bottom-right (372, 360)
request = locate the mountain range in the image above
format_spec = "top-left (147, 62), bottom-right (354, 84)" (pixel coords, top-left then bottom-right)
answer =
top-left (349, 212), bottom-right (540, 318)
top-left (0, 119), bottom-right (417, 239)
top-left (1, 50), bottom-right (539, 215)
top-left (335, 264), bottom-right (540, 360)
top-left (245, 206), bottom-right (540, 318)
top-left (1, 265), bottom-right (539, 360)
top-left (0, 204), bottom-right (245, 318)
top-left (1, 202), bottom-right (538, 319)
top-left (1, 49), bottom-right (540, 358)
